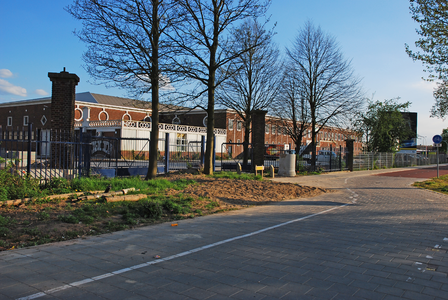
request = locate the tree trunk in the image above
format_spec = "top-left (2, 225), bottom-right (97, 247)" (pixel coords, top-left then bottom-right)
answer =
top-left (204, 65), bottom-right (216, 175)
top-left (146, 1), bottom-right (160, 180)
top-left (311, 118), bottom-right (317, 171)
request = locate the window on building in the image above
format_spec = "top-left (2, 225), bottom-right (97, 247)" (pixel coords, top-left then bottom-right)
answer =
top-left (176, 133), bottom-right (187, 152)
top-left (172, 115), bottom-right (180, 125)
top-left (237, 120), bottom-right (242, 131)
top-left (41, 115), bottom-right (47, 126)
top-left (122, 113), bottom-right (131, 121)
top-left (265, 124), bottom-right (270, 134)
top-left (272, 125), bottom-right (276, 135)
top-left (23, 116), bottom-right (29, 126)
top-left (228, 119), bottom-right (234, 130)
top-left (7, 116), bottom-right (12, 126)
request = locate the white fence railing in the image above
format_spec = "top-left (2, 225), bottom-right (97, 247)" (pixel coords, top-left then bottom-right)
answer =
top-left (353, 152), bottom-right (447, 171)
top-left (75, 120), bottom-right (227, 136)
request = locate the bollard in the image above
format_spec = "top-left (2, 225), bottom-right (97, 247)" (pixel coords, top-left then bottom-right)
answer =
top-left (270, 165), bottom-right (274, 178)
top-left (255, 165), bottom-right (264, 176)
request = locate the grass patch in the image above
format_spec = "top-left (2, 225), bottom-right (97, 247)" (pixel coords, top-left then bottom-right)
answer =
top-left (413, 174), bottom-right (448, 194)
top-left (0, 165), bottom-right (198, 201)
top-left (209, 171), bottom-right (262, 180)
top-left (0, 171), bottom-right (275, 251)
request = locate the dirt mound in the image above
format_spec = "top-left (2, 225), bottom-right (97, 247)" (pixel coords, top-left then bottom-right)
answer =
top-left (165, 173), bottom-right (329, 208)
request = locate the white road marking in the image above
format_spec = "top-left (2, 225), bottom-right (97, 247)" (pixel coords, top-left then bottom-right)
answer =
top-left (17, 203), bottom-right (350, 300)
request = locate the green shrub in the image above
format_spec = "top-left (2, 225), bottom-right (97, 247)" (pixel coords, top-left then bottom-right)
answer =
top-left (0, 165), bottom-right (41, 200)
top-left (122, 212), bottom-right (139, 225)
top-left (163, 200), bottom-right (186, 214)
top-left (0, 187), bottom-right (7, 201)
top-left (58, 214), bottom-right (79, 224)
top-left (37, 211), bottom-right (50, 221)
top-left (141, 200), bottom-right (163, 219)
top-left (0, 227), bottom-right (10, 237)
top-left (46, 178), bottom-right (71, 194)
top-left (0, 215), bottom-right (16, 227)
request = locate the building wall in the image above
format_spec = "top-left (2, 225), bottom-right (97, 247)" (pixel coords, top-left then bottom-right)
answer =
top-left (76, 105), bottom-right (150, 122)
top-left (0, 102), bottom-right (51, 130)
top-left (1, 99), bottom-right (364, 157)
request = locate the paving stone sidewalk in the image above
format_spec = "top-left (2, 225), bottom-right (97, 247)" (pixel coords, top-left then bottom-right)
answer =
top-left (1, 169), bottom-right (448, 300)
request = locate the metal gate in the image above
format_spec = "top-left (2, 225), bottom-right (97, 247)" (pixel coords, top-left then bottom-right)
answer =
top-left (83, 134), bottom-right (152, 177)
top-left (220, 142), bottom-right (253, 171)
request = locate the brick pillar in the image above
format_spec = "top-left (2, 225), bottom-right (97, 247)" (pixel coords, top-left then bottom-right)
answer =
top-left (345, 139), bottom-right (354, 172)
top-left (252, 110), bottom-right (267, 172)
top-left (48, 68), bottom-right (80, 168)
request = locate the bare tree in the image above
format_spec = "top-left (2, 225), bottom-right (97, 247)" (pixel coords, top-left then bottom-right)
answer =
top-left (168, 0), bottom-right (270, 175)
top-left (286, 21), bottom-right (364, 169)
top-left (67, 0), bottom-right (180, 180)
top-left (216, 19), bottom-right (280, 167)
top-left (271, 68), bottom-right (311, 155)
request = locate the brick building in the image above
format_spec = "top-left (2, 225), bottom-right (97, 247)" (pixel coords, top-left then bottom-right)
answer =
top-left (0, 92), bottom-right (363, 158)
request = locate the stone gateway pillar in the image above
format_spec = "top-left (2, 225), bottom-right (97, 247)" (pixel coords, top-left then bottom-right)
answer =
top-left (48, 68), bottom-right (80, 168)
top-left (345, 139), bottom-right (354, 172)
top-left (252, 110), bottom-right (267, 172)
top-left (48, 68), bottom-right (79, 133)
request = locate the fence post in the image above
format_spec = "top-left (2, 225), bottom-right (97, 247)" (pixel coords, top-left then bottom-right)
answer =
top-left (345, 139), bottom-right (354, 171)
top-left (115, 137), bottom-right (119, 175)
top-left (201, 135), bottom-right (205, 166)
top-left (85, 133), bottom-right (91, 177)
top-left (78, 130), bottom-right (83, 178)
top-left (27, 123), bottom-right (32, 176)
top-left (339, 145), bottom-right (342, 170)
top-left (165, 132), bottom-right (169, 174)
top-left (330, 145), bottom-right (333, 171)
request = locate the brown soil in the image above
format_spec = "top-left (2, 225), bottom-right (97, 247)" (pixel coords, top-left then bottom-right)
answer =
top-left (164, 173), bottom-right (328, 208)
top-left (0, 174), bottom-right (329, 251)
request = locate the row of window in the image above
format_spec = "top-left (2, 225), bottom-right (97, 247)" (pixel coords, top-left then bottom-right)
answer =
top-left (7, 116), bottom-right (48, 127)
top-left (228, 120), bottom-right (361, 142)
top-left (265, 124), bottom-right (289, 135)
top-left (228, 119), bottom-right (243, 131)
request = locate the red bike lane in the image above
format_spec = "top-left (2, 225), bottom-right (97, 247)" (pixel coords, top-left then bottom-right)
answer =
top-left (376, 164), bottom-right (448, 179)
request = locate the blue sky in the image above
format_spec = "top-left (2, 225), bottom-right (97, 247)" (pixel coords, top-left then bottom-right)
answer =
top-left (0, 0), bottom-right (444, 144)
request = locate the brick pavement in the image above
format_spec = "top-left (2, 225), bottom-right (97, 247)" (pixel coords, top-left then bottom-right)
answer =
top-left (1, 169), bottom-right (448, 299)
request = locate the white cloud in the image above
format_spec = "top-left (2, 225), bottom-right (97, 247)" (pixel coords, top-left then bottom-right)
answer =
top-left (0, 79), bottom-right (27, 97)
top-left (0, 69), bottom-right (13, 78)
top-left (408, 80), bottom-right (437, 92)
top-left (35, 89), bottom-right (48, 96)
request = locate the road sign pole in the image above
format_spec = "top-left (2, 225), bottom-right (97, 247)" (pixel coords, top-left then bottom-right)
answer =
top-left (433, 135), bottom-right (442, 178)
top-left (437, 145), bottom-right (439, 178)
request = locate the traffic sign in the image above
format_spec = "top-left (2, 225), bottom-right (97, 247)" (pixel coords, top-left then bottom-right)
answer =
top-left (433, 135), bottom-right (442, 144)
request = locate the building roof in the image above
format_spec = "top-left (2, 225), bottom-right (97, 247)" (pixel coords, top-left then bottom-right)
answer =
top-left (77, 92), bottom-right (151, 109)
top-left (0, 92), bottom-right (189, 112)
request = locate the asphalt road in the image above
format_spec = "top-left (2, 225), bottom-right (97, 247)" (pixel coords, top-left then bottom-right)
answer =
top-left (1, 166), bottom-right (448, 300)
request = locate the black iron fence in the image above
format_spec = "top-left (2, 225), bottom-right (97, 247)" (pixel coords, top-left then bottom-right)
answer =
top-left (0, 126), bottom-right (218, 179)
top-left (220, 142), bottom-right (253, 171)
top-left (0, 125), bottom-right (89, 182)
